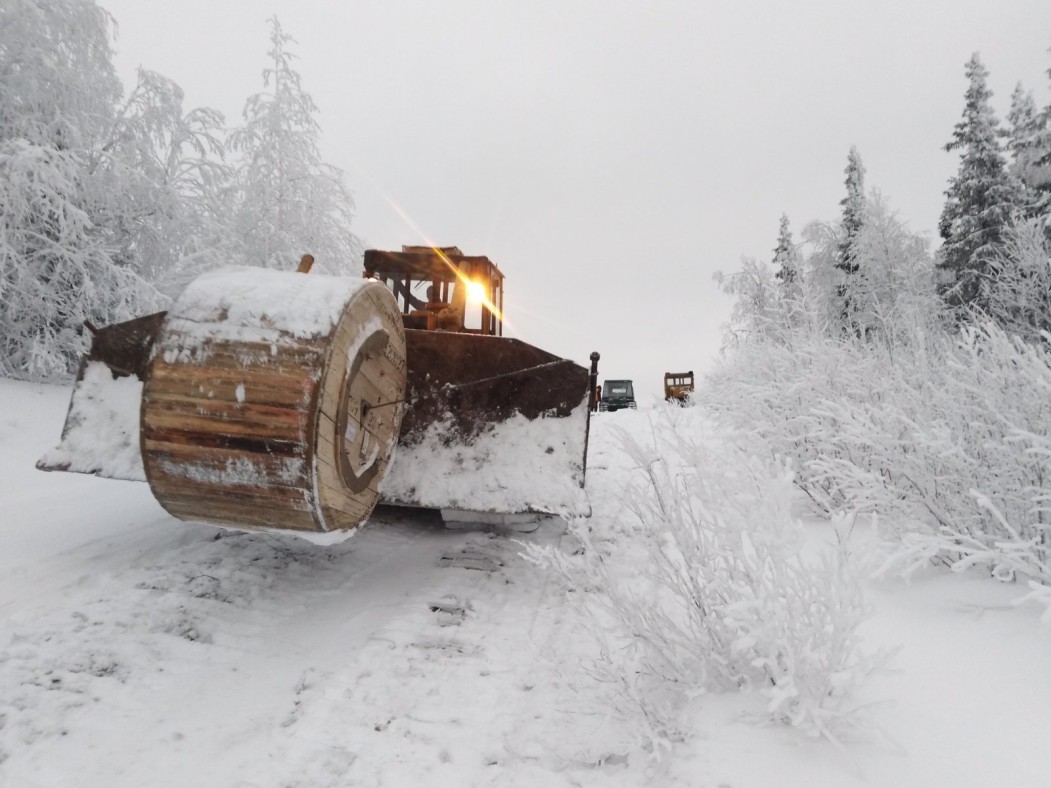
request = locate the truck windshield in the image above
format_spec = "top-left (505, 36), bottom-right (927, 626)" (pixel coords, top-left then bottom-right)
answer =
top-left (603, 381), bottom-right (634, 398)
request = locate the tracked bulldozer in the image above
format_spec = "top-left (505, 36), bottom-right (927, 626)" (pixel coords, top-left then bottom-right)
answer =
top-left (37, 247), bottom-right (599, 535)
top-left (663, 371), bottom-right (695, 405)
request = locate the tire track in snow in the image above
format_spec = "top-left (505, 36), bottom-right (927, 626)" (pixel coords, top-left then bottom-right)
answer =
top-left (0, 509), bottom-right (459, 787)
top-left (240, 524), bottom-right (636, 788)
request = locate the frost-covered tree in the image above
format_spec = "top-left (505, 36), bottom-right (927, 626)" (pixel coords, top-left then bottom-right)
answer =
top-left (1030, 50), bottom-right (1051, 221)
top-left (228, 17), bottom-right (361, 274)
top-left (795, 219), bottom-right (842, 332)
top-left (773, 213), bottom-right (800, 286)
top-left (1005, 83), bottom-right (1050, 220)
top-left (833, 148), bottom-right (868, 334)
top-left (849, 192), bottom-right (941, 344)
top-left (781, 193), bottom-right (938, 346)
top-left (102, 68), bottom-right (233, 298)
top-left (713, 258), bottom-right (779, 348)
top-left (938, 53), bottom-right (1022, 313)
top-left (837, 147), bottom-right (866, 276)
top-left (0, 0), bottom-right (163, 378)
top-left (0, 0), bottom-right (118, 147)
top-left (986, 218), bottom-right (1051, 342)
top-left (770, 213), bottom-right (809, 333)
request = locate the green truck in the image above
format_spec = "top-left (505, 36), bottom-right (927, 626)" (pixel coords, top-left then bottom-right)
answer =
top-left (598, 379), bottom-right (637, 412)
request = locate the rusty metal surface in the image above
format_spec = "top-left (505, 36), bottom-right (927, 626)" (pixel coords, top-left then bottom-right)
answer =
top-left (363, 249), bottom-right (502, 281)
top-left (38, 313), bottom-right (167, 474)
top-left (80, 312), bottom-right (167, 382)
top-left (400, 330), bottom-right (589, 444)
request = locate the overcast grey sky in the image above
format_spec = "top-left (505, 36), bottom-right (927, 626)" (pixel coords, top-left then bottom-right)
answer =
top-left (100, 0), bottom-right (1051, 403)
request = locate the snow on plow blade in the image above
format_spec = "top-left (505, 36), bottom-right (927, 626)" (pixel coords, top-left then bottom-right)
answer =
top-left (383, 330), bottom-right (592, 517)
top-left (36, 313), bottom-right (165, 481)
top-left (38, 315), bottom-right (593, 519)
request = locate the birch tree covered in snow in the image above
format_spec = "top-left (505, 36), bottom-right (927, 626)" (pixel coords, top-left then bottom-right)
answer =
top-left (1, 4), bottom-right (360, 379)
top-left (0, 0), bottom-right (235, 378)
top-left (847, 193), bottom-right (940, 344)
top-left (986, 217), bottom-right (1051, 342)
top-left (102, 68), bottom-right (232, 299)
top-left (228, 17), bottom-right (361, 275)
top-left (0, 0), bottom-right (162, 378)
top-left (712, 257), bottom-right (780, 347)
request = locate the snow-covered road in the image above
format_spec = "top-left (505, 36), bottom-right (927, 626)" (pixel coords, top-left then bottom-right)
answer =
top-left (3, 379), bottom-right (1051, 787)
top-left (1, 380), bottom-right (631, 786)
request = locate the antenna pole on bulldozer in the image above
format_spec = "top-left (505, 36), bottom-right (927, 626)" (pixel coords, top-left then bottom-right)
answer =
top-left (588, 351), bottom-right (601, 413)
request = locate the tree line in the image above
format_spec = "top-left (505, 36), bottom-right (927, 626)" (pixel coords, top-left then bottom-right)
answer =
top-left (0, 0), bottom-right (359, 379)
top-left (721, 50), bottom-right (1050, 346)
top-left (710, 48), bottom-right (1051, 600)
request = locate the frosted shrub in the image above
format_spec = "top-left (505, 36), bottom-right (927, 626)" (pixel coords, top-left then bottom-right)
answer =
top-left (986, 218), bottom-right (1051, 344)
top-left (882, 326), bottom-right (1051, 586)
top-left (527, 411), bottom-right (876, 749)
top-left (704, 323), bottom-right (1051, 592)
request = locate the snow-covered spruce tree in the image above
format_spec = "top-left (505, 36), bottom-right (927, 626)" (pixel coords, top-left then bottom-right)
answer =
top-left (0, 0), bottom-right (163, 378)
top-left (1028, 47), bottom-right (1051, 221)
top-left (772, 214), bottom-right (807, 333)
top-left (1005, 83), bottom-right (1050, 220)
top-left (837, 147), bottom-right (866, 276)
top-left (836, 147), bottom-right (867, 334)
top-left (938, 53), bottom-right (1022, 315)
top-left (773, 213), bottom-right (801, 286)
top-left (228, 17), bottom-right (361, 275)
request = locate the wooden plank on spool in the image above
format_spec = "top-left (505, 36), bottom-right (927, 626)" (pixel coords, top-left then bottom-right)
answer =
top-left (162, 495), bottom-right (316, 532)
top-left (147, 367), bottom-right (317, 409)
top-left (155, 333), bottom-right (328, 361)
top-left (151, 355), bottom-right (318, 387)
top-left (144, 397), bottom-right (308, 435)
top-left (144, 410), bottom-right (305, 444)
top-left (142, 441), bottom-right (311, 492)
top-left (154, 479), bottom-right (314, 511)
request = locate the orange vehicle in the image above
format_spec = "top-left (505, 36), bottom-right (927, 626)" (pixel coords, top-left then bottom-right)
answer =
top-left (663, 371), bottom-right (694, 405)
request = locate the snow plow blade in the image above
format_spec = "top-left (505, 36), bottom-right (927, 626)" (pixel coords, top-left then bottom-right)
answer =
top-left (38, 315), bottom-right (594, 519)
top-left (36, 313), bottom-right (164, 481)
top-left (383, 330), bottom-right (593, 517)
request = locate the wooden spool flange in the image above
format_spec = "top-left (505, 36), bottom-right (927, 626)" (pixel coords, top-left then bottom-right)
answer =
top-left (140, 267), bottom-right (407, 533)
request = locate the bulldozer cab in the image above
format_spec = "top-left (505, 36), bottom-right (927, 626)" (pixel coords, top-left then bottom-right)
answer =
top-left (363, 246), bottom-right (504, 335)
top-left (663, 371), bottom-right (695, 404)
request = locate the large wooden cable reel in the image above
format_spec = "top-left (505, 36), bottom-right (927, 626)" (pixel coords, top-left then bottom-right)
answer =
top-left (140, 268), bottom-right (407, 533)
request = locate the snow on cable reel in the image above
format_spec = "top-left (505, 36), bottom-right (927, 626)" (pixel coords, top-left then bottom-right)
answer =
top-left (140, 266), bottom-right (406, 534)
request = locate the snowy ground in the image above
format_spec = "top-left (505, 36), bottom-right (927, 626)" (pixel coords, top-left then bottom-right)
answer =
top-left (2, 378), bottom-right (1050, 787)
